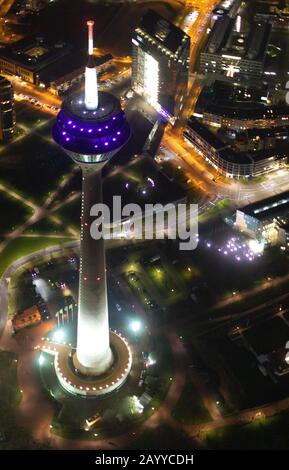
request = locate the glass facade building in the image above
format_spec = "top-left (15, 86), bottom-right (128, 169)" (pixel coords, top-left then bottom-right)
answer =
top-left (131, 9), bottom-right (190, 119)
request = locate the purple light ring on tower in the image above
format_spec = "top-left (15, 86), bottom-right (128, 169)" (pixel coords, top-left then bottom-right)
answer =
top-left (53, 122), bottom-right (130, 155)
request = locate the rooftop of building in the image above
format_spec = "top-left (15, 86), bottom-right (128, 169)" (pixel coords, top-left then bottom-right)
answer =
top-left (12, 305), bottom-right (41, 322)
top-left (255, 0), bottom-right (289, 17)
top-left (241, 190), bottom-right (289, 219)
top-left (204, 13), bottom-right (271, 61)
top-left (0, 35), bottom-right (72, 71)
top-left (38, 52), bottom-right (111, 85)
top-left (236, 125), bottom-right (289, 140)
top-left (198, 77), bottom-right (268, 103)
top-left (186, 116), bottom-right (288, 165)
top-left (185, 116), bottom-right (252, 164)
top-left (213, 0), bottom-right (241, 16)
top-left (135, 9), bottom-right (190, 57)
top-left (203, 102), bottom-right (289, 120)
top-left (195, 81), bottom-right (289, 121)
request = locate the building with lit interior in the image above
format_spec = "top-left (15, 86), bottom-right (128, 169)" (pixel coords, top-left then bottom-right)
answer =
top-left (0, 76), bottom-right (15, 140)
top-left (12, 306), bottom-right (41, 332)
top-left (200, 12), bottom-right (271, 81)
top-left (52, 21), bottom-right (132, 397)
top-left (193, 79), bottom-right (289, 130)
top-left (184, 116), bottom-right (288, 179)
top-left (0, 36), bottom-right (73, 84)
top-left (0, 35), bottom-right (104, 94)
top-left (235, 190), bottom-right (289, 246)
top-left (131, 9), bottom-right (190, 120)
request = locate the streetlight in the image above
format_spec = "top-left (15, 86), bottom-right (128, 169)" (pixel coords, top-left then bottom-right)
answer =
top-left (38, 354), bottom-right (45, 366)
top-left (130, 320), bottom-right (142, 334)
top-left (53, 329), bottom-right (65, 343)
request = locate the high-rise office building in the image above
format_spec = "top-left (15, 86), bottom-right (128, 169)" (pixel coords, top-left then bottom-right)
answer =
top-left (0, 76), bottom-right (15, 140)
top-left (131, 9), bottom-right (190, 120)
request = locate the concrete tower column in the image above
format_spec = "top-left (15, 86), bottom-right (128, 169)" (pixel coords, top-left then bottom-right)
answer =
top-left (73, 166), bottom-right (113, 375)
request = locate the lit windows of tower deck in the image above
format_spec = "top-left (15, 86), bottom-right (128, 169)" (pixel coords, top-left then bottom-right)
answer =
top-left (53, 20), bottom-right (130, 379)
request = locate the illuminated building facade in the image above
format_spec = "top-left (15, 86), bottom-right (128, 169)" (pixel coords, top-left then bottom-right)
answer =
top-left (235, 192), bottom-right (289, 246)
top-left (132, 9), bottom-right (190, 119)
top-left (200, 14), bottom-right (271, 80)
top-left (184, 116), bottom-right (287, 179)
top-left (197, 105), bottom-right (289, 131)
top-left (12, 306), bottom-right (41, 332)
top-left (53, 21), bottom-right (131, 385)
top-left (0, 76), bottom-right (15, 140)
top-left (213, 0), bottom-right (242, 20)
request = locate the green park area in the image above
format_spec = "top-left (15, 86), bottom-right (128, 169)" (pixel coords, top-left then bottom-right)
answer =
top-left (201, 410), bottom-right (289, 449)
top-left (172, 379), bottom-right (212, 425)
top-left (103, 157), bottom-right (186, 209)
top-left (0, 236), bottom-right (73, 277)
top-left (24, 218), bottom-right (73, 237)
top-left (212, 275), bottom-right (289, 319)
top-left (128, 423), bottom-right (195, 450)
top-left (39, 333), bottom-right (175, 440)
top-left (123, 250), bottom-right (191, 311)
top-left (55, 197), bottom-right (81, 233)
top-left (0, 192), bottom-right (31, 235)
top-left (199, 198), bottom-right (232, 223)
top-left (0, 103), bottom-right (71, 205)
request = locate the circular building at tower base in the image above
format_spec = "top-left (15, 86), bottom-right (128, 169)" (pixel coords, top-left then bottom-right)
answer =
top-left (42, 331), bottom-right (132, 398)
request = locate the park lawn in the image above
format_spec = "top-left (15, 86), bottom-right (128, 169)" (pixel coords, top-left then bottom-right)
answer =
top-left (0, 351), bottom-right (49, 449)
top-left (128, 423), bottom-right (195, 450)
top-left (172, 380), bottom-right (212, 425)
top-left (240, 175), bottom-right (267, 186)
top-left (0, 192), bottom-right (31, 235)
top-left (0, 132), bottom-right (71, 204)
top-left (199, 198), bottom-right (232, 223)
top-left (23, 218), bottom-right (75, 237)
top-left (201, 411), bottom-right (289, 449)
top-left (0, 236), bottom-right (74, 277)
top-left (0, 351), bottom-right (21, 448)
top-left (0, 351), bottom-right (21, 411)
top-left (212, 277), bottom-right (289, 319)
top-left (55, 197), bottom-right (81, 232)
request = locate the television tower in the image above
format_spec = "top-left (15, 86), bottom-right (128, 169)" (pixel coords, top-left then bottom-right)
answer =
top-left (52, 20), bottom-right (130, 380)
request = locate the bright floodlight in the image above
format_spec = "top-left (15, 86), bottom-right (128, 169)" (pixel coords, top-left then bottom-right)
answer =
top-left (286, 352), bottom-right (289, 365)
top-left (248, 239), bottom-right (264, 255)
top-left (147, 355), bottom-right (156, 366)
top-left (38, 354), bottom-right (45, 366)
top-left (130, 320), bottom-right (142, 333)
top-left (53, 329), bottom-right (65, 343)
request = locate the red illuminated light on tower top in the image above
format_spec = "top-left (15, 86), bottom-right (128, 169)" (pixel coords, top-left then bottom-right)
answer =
top-left (87, 20), bottom-right (94, 56)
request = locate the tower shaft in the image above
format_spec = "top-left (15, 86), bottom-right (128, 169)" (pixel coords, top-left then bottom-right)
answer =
top-left (73, 167), bottom-right (112, 375)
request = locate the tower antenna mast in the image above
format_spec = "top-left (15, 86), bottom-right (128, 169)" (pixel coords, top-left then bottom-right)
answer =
top-left (85, 20), bottom-right (98, 110)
